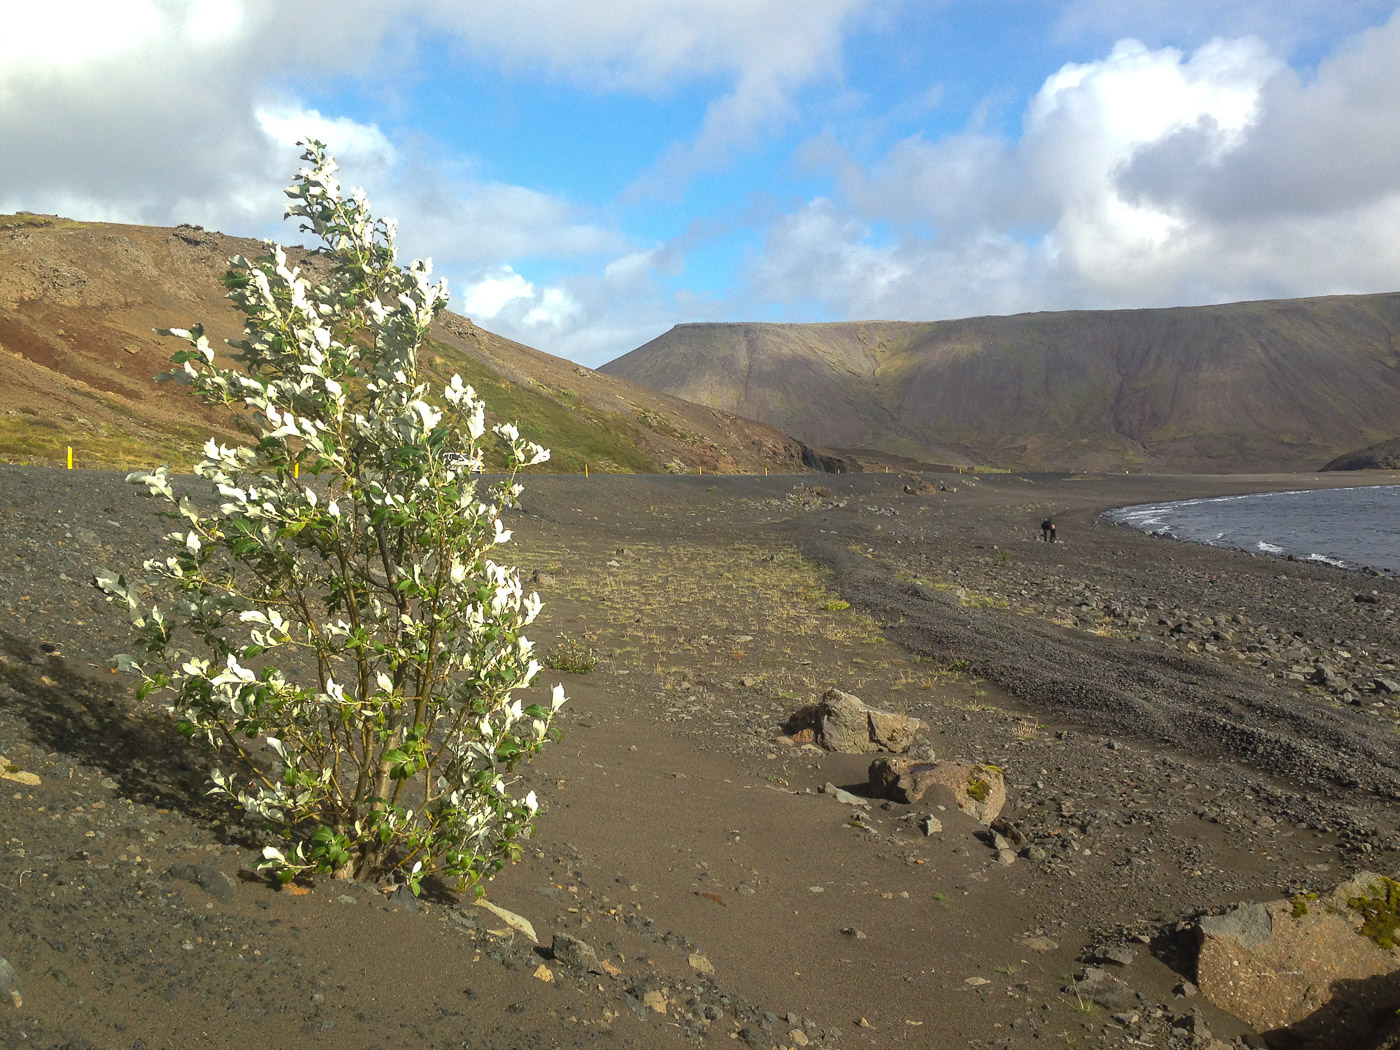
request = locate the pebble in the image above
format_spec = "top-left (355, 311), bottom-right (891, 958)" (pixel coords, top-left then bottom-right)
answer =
top-left (0, 956), bottom-right (22, 1008)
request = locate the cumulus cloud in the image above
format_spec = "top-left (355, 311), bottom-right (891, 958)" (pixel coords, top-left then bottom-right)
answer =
top-left (1120, 12), bottom-right (1400, 220)
top-left (0, 0), bottom-right (400, 233)
top-left (460, 267), bottom-right (536, 320)
top-left (756, 14), bottom-right (1400, 323)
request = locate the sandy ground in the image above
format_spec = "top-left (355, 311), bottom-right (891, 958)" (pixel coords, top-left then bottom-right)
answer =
top-left (2, 465), bottom-right (1399, 1050)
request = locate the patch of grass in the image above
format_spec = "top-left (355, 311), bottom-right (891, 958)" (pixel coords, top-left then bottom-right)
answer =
top-left (0, 414), bottom-right (224, 470)
top-left (543, 634), bottom-right (598, 674)
top-left (520, 538), bottom-right (899, 700)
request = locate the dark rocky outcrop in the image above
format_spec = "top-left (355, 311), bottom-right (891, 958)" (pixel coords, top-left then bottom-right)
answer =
top-left (1323, 436), bottom-right (1400, 472)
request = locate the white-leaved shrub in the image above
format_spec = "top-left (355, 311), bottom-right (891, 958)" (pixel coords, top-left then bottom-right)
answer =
top-left (96, 141), bottom-right (565, 894)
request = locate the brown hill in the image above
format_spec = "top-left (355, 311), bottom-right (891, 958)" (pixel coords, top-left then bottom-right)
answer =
top-left (0, 213), bottom-right (814, 474)
top-left (600, 296), bottom-right (1400, 472)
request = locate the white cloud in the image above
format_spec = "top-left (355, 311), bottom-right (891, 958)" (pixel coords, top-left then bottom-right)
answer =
top-left (523, 287), bottom-right (582, 330)
top-left (758, 17), bottom-right (1400, 323)
top-left (420, 0), bottom-right (871, 93)
top-left (461, 267), bottom-right (535, 320)
top-left (183, 0), bottom-right (247, 45)
top-left (255, 105), bottom-right (398, 175)
top-left (0, 2), bottom-right (166, 67)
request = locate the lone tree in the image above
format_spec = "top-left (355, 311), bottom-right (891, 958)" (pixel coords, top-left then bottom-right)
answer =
top-left (99, 142), bottom-right (564, 894)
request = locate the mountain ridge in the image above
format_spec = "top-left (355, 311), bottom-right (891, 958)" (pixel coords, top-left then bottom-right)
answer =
top-left (602, 295), bottom-right (1400, 472)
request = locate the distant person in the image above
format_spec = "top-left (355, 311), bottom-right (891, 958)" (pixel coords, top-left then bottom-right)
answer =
top-left (1041, 518), bottom-right (1056, 542)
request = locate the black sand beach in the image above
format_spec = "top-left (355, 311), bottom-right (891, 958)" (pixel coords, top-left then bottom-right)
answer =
top-left (3, 466), bottom-right (1399, 1049)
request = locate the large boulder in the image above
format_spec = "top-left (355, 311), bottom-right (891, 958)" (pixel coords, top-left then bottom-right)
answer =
top-left (867, 757), bottom-right (1006, 824)
top-left (1194, 872), bottom-right (1400, 1049)
top-left (785, 689), bottom-right (922, 754)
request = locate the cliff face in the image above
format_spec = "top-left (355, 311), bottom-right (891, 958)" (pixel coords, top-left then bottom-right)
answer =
top-left (601, 296), bottom-right (1400, 473)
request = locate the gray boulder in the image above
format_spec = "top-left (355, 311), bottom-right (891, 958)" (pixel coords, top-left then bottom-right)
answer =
top-left (785, 689), bottom-right (922, 754)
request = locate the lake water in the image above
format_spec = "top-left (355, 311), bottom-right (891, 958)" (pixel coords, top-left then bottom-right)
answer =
top-left (1104, 485), bottom-right (1400, 573)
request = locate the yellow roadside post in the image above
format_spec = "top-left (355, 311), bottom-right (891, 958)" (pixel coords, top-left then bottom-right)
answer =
top-left (67, 446), bottom-right (73, 469)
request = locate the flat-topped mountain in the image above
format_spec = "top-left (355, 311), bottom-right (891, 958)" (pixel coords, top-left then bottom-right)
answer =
top-left (0, 213), bottom-right (812, 474)
top-left (601, 296), bottom-right (1400, 472)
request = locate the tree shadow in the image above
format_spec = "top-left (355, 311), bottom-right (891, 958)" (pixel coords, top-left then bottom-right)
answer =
top-left (0, 628), bottom-right (253, 847)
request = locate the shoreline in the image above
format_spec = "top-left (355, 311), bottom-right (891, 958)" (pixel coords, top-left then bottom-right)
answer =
top-left (1101, 480), bottom-right (1400, 576)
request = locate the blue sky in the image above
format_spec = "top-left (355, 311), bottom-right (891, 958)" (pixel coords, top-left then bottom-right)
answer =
top-left (4, 2), bottom-right (1400, 365)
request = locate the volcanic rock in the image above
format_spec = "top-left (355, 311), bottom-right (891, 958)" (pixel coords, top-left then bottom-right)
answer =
top-left (1194, 872), bottom-right (1400, 1048)
top-left (785, 689), bottom-right (922, 754)
top-left (867, 758), bottom-right (1006, 823)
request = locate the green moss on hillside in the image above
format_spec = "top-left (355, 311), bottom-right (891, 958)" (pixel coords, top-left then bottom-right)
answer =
top-left (0, 212), bottom-right (92, 230)
top-left (0, 412), bottom-right (215, 471)
top-left (425, 342), bottom-right (657, 473)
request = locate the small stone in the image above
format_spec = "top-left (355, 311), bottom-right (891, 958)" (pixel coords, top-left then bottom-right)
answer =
top-left (552, 931), bottom-right (603, 974)
top-left (643, 989), bottom-right (668, 1014)
top-left (0, 757), bottom-right (40, 787)
top-left (1096, 946), bottom-right (1136, 967)
top-left (965, 976), bottom-right (991, 986)
top-left (532, 964), bottom-right (554, 982)
top-left (475, 899), bottom-right (538, 943)
top-left (829, 786), bottom-right (869, 807)
top-left (920, 815), bottom-right (942, 836)
top-left (0, 956), bottom-right (21, 1008)
top-left (166, 862), bottom-right (234, 904)
top-left (688, 952), bottom-right (715, 975)
top-left (840, 927), bottom-right (867, 940)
